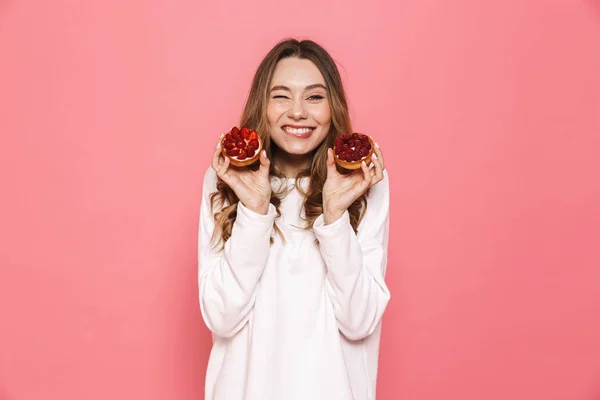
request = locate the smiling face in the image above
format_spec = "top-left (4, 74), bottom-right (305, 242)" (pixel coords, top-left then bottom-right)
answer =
top-left (266, 57), bottom-right (332, 160)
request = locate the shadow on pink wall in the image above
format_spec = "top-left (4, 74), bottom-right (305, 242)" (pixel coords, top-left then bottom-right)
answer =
top-left (0, 0), bottom-right (9, 15)
top-left (590, 0), bottom-right (600, 17)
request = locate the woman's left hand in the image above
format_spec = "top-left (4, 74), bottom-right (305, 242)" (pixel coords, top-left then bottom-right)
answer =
top-left (322, 143), bottom-right (385, 225)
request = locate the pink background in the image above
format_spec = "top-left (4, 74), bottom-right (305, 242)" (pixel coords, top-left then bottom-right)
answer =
top-left (1, 0), bottom-right (599, 399)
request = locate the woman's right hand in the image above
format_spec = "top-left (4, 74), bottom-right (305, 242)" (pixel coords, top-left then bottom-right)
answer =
top-left (211, 134), bottom-right (272, 215)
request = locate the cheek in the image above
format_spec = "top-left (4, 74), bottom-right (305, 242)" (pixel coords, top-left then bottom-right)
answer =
top-left (314, 104), bottom-right (332, 126)
top-left (266, 102), bottom-right (286, 125)
top-left (266, 104), bottom-right (276, 125)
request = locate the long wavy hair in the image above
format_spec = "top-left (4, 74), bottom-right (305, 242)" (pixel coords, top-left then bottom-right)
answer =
top-left (210, 38), bottom-right (367, 250)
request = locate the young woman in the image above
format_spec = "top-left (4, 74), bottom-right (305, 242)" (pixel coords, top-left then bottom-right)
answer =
top-left (198, 38), bottom-right (390, 400)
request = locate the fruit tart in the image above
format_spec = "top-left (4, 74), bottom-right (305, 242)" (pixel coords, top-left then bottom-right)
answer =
top-left (221, 126), bottom-right (263, 167)
top-left (333, 132), bottom-right (374, 170)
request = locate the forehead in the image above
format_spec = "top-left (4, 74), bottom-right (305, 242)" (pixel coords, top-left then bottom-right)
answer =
top-left (270, 57), bottom-right (326, 88)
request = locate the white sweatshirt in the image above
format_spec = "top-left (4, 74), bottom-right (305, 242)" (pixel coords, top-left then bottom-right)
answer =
top-left (198, 167), bottom-right (391, 400)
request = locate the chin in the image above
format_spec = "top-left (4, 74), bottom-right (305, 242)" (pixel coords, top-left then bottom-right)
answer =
top-left (280, 146), bottom-right (313, 156)
top-left (282, 139), bottom-right (324, 155)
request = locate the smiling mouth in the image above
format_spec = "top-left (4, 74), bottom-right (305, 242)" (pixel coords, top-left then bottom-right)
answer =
top-left (282, 126), bottom-right (316, 138)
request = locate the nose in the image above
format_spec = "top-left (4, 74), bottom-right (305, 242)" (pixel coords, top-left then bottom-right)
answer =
top-left (287, 99), bottom-right (308, 120)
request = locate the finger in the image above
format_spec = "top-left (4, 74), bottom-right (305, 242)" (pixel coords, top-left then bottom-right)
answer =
top-left (370, 152), bottom-right (384, 187)
top-left (374, 142), bottom-right (385, 170)
top-left (258, 150), bottom-right (270, 178)
top-left (326, 149), bottom-right (339, 180)
top-left (360, 160), bottom-right (373, 190)
top-left (212, 139), bottom-right (224, 172)
top-left (217, 154), bottom-right (231, 180)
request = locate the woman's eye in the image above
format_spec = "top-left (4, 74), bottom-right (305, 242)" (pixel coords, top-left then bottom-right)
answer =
top-left (273, 95), bottom-right (289, 99)
top-left (308, 95), bottom-right (324, 100)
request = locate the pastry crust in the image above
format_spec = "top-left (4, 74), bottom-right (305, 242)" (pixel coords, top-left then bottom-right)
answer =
top-left (333, 135), bottom-right (374, 170)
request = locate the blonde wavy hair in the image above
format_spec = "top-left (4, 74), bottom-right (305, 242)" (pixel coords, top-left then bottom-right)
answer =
top-left (210, 38), bottom-right (367, 249)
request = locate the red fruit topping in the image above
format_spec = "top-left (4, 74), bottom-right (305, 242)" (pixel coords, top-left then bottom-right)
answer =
top-left (240, 126), bottom-right (250, 139)
top-left (221, 126), bottom-right (263, 166)
top-left (332, 132), bottom-right (374, 170)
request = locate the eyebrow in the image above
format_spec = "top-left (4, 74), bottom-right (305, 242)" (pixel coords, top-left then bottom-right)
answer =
top-left (270, 83), bottom-right (328, 92)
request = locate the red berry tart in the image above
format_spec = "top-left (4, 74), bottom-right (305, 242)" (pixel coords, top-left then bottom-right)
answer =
top-left (221, 126), bottom-right (263, 167)
top-left (333, 132), bottom-right (374, 170)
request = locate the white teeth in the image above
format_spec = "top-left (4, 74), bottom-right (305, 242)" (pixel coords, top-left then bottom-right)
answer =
top-left (283, 127), bottom-right (314, 135)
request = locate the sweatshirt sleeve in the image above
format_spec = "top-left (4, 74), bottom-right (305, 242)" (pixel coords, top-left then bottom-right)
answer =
top-left (312, 170), bottom-right (391, 341)
top-left (197, 168), bottom-right (277, 338)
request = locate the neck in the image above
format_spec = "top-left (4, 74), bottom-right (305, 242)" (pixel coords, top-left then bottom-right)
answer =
top-left (272, 149), bottom-right (312, 178)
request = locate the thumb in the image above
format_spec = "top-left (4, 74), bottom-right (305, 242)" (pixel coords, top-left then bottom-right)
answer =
top-left (258, 150), bottom-right (271, 178)
top-left (326, 148), bottom-right (338, 179)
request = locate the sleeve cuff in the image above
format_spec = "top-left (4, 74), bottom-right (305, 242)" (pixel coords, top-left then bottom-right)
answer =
top-left (313, 210), bottom-right (351, 238)
top-left (236, 201), bottom-right (277, 227)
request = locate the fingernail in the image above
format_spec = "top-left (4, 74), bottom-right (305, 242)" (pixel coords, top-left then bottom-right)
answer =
top-left (375, 142), bottom-right (380, 149)
top-left (372, 153), bottom-right (378, 160)
top-left (216, 142), bottom-right (220, 149)
top-left (362, 161), bottom-right (366, 167)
